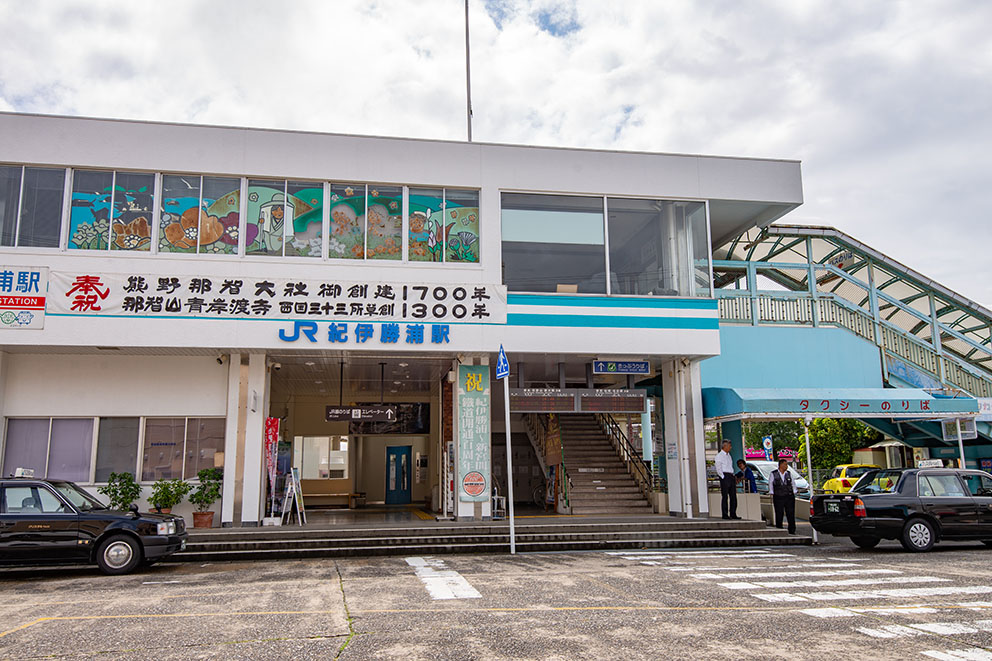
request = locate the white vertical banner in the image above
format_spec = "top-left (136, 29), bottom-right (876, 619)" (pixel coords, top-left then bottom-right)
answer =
top-left (456, 364), bottom-right (491, 504)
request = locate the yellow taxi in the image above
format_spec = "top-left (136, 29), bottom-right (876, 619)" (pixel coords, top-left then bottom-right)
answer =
top-left (822, 464), bottom-right (880, 494)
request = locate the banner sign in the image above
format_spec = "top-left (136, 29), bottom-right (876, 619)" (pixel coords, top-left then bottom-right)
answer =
top-left (457, 364), bottom-right (491, 502)
top-left (264, 417), bottom-right (279, 502)
top-left (0, 266), bottom-right (47, 329)
top-left (49, 272), bottom-right (506, 324)
top-left (592, 360), bottom-right (650, 375)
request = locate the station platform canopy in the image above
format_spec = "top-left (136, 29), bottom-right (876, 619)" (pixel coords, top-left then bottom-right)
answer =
top-left (702, 387), bottom-right (978, 423)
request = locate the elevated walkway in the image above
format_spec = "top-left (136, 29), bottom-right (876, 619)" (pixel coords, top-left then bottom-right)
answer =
top-left (711, 224), bottom-right (992, 448)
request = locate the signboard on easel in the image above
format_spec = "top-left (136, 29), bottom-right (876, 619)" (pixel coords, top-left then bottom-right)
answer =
top-left (281, 467), bottom-right (307, 526)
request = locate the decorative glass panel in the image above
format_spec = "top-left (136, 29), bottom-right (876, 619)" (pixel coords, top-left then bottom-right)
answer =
top-left (142, 418), bottom-right (185, 481)
top-left (286, 181), bottom-right (323, 258)
top-left (47, 418), bottom-right (94, 482)
top-left (408, 187), bottom-right (444, 262)
top-left (109, 172), bottom-right (154, 252)
top-left (95, 418), bottom-right (139, 482)
top-left (328, 183), bottom-right (365, 259)
top-left (366, 185), bottom-right (402, 260)
top-left (501, 193), bottom-right (606, 293)
top-left (68, 170), bottom-right (113, 250)
top-left (246, 179), bottom-right (285, 256)
top-left (19, 167), bottom-right (65, 248)
top-left (2, 419), bottom-right (49, 477)
top-left (0, 165), bottom-right (21, 247)
top-left (160, 174), bottom-right (201, 253)
top-left (199, 177), bottom-right (241, 255)
top-left (444, 189), bottom-right (480, 263)
top-left (183, 418), bottom-right (224, 479)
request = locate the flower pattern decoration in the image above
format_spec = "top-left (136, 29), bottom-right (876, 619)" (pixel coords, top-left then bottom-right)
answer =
top-left (163, 208), bottom-right (223, 251)
top-left (71, 217), bottom-right (111, 250)
top-left (112, 216), bottom-right (151, 250)
top-left (329, 238), bottom-right (346, 256)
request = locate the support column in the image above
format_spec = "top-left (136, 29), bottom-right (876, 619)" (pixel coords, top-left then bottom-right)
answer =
top-left (685, 360), bottom-right (708, 517)
top-left (721, 420), bottom-right (745, 462)
top-left (661, 359), bottom-right (708, 518)
top-left (221, 353), bottom-right (241, 527)
top-left (240, 353), bottom-right (267, 526)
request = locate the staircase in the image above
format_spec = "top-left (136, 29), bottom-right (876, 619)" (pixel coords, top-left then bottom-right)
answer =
top-left (559, 414), bottom-right (653, 515)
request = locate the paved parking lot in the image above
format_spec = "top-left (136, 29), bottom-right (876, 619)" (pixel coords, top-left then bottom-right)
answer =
top-left (3, 537), bottom-right (992, 660)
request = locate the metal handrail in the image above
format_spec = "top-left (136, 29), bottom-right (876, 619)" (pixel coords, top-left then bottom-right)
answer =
top-left (595, 413), bottom-right (658, 496)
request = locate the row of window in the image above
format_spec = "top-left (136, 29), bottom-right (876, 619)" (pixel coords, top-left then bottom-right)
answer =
top-left (0, 165), bottom-right (480, 264)
top-left (1, 417), bottom-right (225, 484)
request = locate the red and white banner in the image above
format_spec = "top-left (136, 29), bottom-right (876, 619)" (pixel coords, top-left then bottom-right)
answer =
top-left (265, 417), bottom-right (280, 496)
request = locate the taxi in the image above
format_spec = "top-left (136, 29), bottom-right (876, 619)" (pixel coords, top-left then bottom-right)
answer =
top-left (822, 464), bottom-right (880, 494)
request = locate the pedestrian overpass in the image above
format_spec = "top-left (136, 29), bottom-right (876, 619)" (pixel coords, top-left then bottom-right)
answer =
top-left (701, 224), bottom-right (992, 462)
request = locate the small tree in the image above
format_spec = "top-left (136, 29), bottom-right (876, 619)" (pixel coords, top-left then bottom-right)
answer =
top-left (150, 478), bottom-right (192, 512)
top-left (189, 468), bottom-right (223, 512)
top-left (97, 472), bottom-right (142, 511)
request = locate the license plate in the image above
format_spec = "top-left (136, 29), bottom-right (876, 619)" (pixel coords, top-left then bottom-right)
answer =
top-left (826, 502), bottom-right (839, 513)
top-left (180, 540), bottom-right (186, 550)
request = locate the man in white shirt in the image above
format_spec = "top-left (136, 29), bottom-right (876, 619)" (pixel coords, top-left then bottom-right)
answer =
top-left (768, 459), bottom-right (797, 533)
top-left (715, 440), bottom-right (739, 520)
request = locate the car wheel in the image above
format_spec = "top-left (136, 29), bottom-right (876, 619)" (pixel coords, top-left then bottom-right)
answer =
top-left (900, 518), bottom-right (935, 552)
top-left (96, 534), bottom-right (142, 575)
top-left (850, 536), bottom-right (880, 549)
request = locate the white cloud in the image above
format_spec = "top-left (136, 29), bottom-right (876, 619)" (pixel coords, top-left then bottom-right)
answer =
top-left (0, 0), bottom-right (989, 303)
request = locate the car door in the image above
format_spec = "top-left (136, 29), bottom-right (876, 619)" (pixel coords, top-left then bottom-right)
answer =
top-left (960, 472), bottom-right (992, 536)
top-left (917, 472), bottom-right (977, 537)
top-left (0, 484), bottom-right (81, 561)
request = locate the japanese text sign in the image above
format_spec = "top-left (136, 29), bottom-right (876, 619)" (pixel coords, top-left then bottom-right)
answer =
top-left (457, 364), bottom-right (491, 503)
top-left (0, 266), bottom-right (47, 330)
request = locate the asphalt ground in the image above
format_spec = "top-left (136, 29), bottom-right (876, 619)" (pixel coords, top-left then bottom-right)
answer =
top-left (3, 533), bottom-right (992, 660)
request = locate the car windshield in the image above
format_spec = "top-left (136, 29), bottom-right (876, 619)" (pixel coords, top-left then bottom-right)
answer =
top-left (851, 470), bottom-right (901, 494)
top-left (846, 466), bottom-right (873, 479)
top-left (50, 482), bottom-right (107, 511)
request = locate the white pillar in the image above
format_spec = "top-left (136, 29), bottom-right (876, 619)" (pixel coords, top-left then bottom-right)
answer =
top-left (686, 360), bottom-right (709, 517)
top-left (662, 360), bottom-right (685, 515)
top-left (221, 353), bottom-right (241, 526)
top-left (240, 353), bottom-right (267, 526)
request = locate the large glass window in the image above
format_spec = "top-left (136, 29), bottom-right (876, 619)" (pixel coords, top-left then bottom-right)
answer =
top-left (69, 169), bottom-right (113, 250)
top-left (408, 188), bottom-right (480, 263)
top-left (444, 188), bottom-right (480, 263)
top-left (501, 193), bottom-right (606, 293)
top-left (69, 170), bottom-right (154, 252)
top-left (109, 172), bottom-right (154, 252)
top-left (160, 175), bottom-right (241, 255)
top-left (19, 167), bottom-right (65, 248)
top-left (408, 187), bottom-right (444, 262)
top-left (329, 183), bottom-right (366, 259)
top-left (183, 417), bottom-right (224, 479)
top-left (95, 418), bottom-right (140, 482)
top-left (607, 198), bottom-right (707, 297)
top-left (2, 418), bottom-right (93, 482)
top-left (0, 165), bottom-right (22, 247)
top-left (246, 179), bottom-right (286, 256)
top-left (287, 181), bottom-right (324, 258)
top-left (200, 177), bottom-right (241, 255)
top-left (296, 436), bottom-right (349, 479)
top-left (367, 186), bottom-right (402, 260)
top-left (142, 418), bottom-right (185, 481)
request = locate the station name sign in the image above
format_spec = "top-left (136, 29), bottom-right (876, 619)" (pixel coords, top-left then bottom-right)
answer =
top-left (0, 266), bottom-right (47, 329)
top-left (509, 388), bottom-right (647, 414)
top-left (326, 406), bottom-right (398, 422)
top-left (48, 272), bottom-right (507, 324)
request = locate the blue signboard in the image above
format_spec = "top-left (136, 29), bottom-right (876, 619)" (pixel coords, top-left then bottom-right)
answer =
top-left (496, 345), bottom-right (509, 380)
top-left (592, 361), bottom-right (650, 375)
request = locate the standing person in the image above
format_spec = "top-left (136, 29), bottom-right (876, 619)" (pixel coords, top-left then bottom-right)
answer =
top-left (769, 459), bottom-right (797, 534)
top-left (715, 440), bottom-right (739, 520)
top-left (736, 459), bottom-right (757, 494)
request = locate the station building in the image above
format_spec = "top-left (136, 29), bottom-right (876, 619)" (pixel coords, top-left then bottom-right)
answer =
top-left (0, 112), bottom-right (804, 525)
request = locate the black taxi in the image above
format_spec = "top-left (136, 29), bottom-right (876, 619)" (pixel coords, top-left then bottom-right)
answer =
top-left (0, 477), bottom-right (187, 574)
top-left (810, 467), bottom-right (992, 552)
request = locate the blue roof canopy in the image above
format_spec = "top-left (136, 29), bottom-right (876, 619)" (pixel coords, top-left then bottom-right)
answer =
top-left (702, 387), bottom-right (978, 422)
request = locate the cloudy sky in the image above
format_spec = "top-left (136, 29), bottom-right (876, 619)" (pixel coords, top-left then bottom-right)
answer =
top-left (1, 0), bottom-right (989, 304)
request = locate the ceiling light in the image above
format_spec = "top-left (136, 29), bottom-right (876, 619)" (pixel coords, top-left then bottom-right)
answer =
top-left (314, 380), bottom-right (322, 384)
top-left (305, 361), bottom-right (316, 367)
top-left (398, 362), bottom-right (409, 367)
top-left (393, 380), bottom-right (402, 385)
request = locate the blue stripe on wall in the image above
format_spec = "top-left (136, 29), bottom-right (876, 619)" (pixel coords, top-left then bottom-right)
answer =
top-left (507, 313), bottom-right (719, 329)
top-left (507, 294), bottom-right (718, 310)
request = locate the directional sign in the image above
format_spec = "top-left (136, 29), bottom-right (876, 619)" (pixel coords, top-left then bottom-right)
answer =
top-left (592, 361), bottom-right (650, 375)
top-left (325, 405), bottom-right (397, 422)
top-left (496, 344), bottom-right (510, 380)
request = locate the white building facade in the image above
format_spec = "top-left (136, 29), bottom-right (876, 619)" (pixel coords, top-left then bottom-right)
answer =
top-left (0, 113), bottom-right (802, 525)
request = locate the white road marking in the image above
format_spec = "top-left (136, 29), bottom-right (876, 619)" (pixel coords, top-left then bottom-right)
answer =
top-left (923, 649), bottom-right (992, 660)
top-left (696, 568), bottom-right (898, 580)
top-left (858, 619), bottom-right (992, 639)
top-left (723, 576), bottom-right (947, 590)
top-left (405, 557), bottom-right (481, 601)
top-left (664, 563), bottom-right (863, 572)
top-left (959, 602), bottom-right (992, 611)
top-left (141, 580), bottom-right (182, 584)
top-left (606, 549), bottom-right (784, 556)
top-left (754, 585), bottom-right (992, 603)
top-left (617, 553), bottom-right (798, 561)
top-left (801, 605), bottom-right (940, 618)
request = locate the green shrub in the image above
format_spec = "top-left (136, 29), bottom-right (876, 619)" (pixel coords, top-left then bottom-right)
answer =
top-left (150, 478), bottom-right (192, 511)
top-left (97, 472), bottom-right (142, 511)
top-left (189, 468), bottom-right (223, 512)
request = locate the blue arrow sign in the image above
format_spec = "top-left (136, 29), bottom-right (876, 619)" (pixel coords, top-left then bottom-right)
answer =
top-left (496, 345), bottom-right (510, 380)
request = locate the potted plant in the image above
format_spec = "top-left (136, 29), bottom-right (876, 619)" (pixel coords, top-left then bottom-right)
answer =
top-left (97, 471), bottom-right (142, 511)
top-left (189, 467), bottom-right (223, 528)
top-left (149, 478), bottom-right (191, 514)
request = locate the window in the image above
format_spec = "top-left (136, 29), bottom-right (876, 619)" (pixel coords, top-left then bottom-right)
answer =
top-left (68, 170), bottom-right (154, 252)
top-left (920, 474), bottom-right (968, 497)
top-left (963, 473), bottom-right (992, 497)
top-left (409, 188), bottom-right (479, 263)
top-left (183, 418), bottom-right (224, 479)
top-left (501, 193), bottom-right (606, 293)
top-left (329, 183), bottom-right (366, 259)
top-left (142, 417), bottom-right (224, 481)
top-left (0, 166), bottom-right (65, 248)
top-left (2, 485), bottom-right (68, 514)
top-left (160, 175), bottom-right (240, 255)
top-left (287, 181), bottom-right (324, 258)
top-left (95, 418), bottom-right (140, 482)
top-left (1, 418), bottom-right (93, 482)
top-left (295, 436), bottom-right (349, 479)
top-left (367, 186), bottom-right (402, 261)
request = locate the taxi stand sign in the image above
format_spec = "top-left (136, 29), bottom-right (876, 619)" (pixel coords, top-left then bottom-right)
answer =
top-left (497, 344), bottom-right (516, 554)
